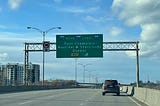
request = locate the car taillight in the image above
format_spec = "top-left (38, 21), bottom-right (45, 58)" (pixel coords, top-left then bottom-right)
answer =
top-left (104, 83), bottom-right (107, 87)
top-left (115, 84), bottom-right (120, 87)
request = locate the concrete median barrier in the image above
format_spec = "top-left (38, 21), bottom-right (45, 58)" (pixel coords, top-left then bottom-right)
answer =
top-left (123, 86), bottom-right (160, 106)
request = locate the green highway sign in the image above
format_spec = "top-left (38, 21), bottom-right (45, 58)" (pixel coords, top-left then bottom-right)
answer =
top-left (56, 34), bottom-right (103, 58)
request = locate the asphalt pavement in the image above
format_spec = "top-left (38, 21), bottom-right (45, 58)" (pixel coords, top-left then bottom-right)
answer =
top-left (0, 88), bottom-right (147, 106)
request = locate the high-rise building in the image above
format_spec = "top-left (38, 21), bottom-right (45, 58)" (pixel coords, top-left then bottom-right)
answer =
top-left (26, 62), bottom-right (40, 85)
top-left (0, 65), bottom-right (6, 85)
top-left (0, 63), bottom-right (40, 86)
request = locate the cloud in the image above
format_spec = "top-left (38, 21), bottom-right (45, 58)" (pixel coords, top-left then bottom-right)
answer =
top-left (0, 31), bottom-right (42, 64)
top-left (84, 15), bottom-right (113, 23)
top-left (112, 0), bottom-right (160, 58)
top-left (0, 53), bottom-right (8, 61)
top-left (57, 6), bottom-right (100, 14)
top-left (109, 26), bottom-right (123, 36)
top-left (84, 16), bottom-right (103, 22)
top-left (8, 0), bottom-right (24, 10)
top-left (140, 24), bottom-right (160, 42)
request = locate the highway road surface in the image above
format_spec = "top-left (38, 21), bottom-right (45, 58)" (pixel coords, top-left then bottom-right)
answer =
top-left (0, 88), bottom-right (147, 106)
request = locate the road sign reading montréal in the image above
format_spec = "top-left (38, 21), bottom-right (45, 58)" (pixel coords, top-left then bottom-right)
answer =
top-left (56, 34), bottom-right (103, 58)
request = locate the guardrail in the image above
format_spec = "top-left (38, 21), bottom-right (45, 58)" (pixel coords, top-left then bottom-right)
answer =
top-left (122, 86), bottom-right (160, 106)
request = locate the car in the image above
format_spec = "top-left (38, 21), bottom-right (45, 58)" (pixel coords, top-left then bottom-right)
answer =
top-left (102, 80), bottom-right (120, 96)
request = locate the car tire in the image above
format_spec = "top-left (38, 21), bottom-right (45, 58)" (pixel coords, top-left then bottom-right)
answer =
top-left (102, 92), bottom-right (105, 96)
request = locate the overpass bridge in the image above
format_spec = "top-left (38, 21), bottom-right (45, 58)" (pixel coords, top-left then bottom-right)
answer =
top-left (77, 83), bottom-right (102, 88)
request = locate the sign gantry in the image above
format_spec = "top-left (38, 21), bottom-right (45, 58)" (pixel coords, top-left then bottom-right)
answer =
top-left (24, 41), bottom-right (138, 52)
top-left (103, 41), bottom-right (139, 51)
top-left (24, 36), bottom-right (139, 87)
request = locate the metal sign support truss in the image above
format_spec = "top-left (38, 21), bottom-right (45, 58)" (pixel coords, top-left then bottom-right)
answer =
top-left (24, 41), bottom-right (140, 87)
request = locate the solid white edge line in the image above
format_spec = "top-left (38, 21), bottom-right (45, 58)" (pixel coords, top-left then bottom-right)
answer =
top-left (128, 97), bottom-right (141, 106)
top-left (19, 101), bottom-right (32, 105)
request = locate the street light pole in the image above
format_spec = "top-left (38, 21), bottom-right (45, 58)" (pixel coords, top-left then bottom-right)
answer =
top-left (42, 32), bottom-right (45, 86)
top-left (83, 65), bottom-right (86, 83)
top-left (78, 63), bottom-right (91, 83)
top-left (27, 26), bottom-right (61, 85)
top-left (75, 58), bottom-right (78, 86)
top-left (85, 70), bottom-right (96, 83)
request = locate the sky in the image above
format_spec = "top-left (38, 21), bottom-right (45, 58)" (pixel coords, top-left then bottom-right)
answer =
top-left (0, 0), bottom-right (160, 84)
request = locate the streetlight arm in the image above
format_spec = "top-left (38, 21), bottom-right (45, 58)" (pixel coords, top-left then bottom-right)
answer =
top-left (27, 27), bottom-right (61, 34)
top-left (27, 27), bottom-right (43, 34)
top-left (78, 63), bottom-right (92, 83)
top-left (78, 63), bottom-right (92, 67)
top-left (45, 27), bottom-right (62, 34)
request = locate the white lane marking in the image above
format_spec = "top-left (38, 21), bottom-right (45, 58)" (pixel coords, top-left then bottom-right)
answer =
top-left (128, 97), bottom-right (141, 106)
top-left (79, 90), bottom-right (100, 106)
top-left (46, 91), bottom-right (79, 98)
top-left (19, 101), bottom-right (32, 105)
top-left (85, 100), bottom-right (89, 102)
top-left (18, 90), bottom-right (79, 105)
top-left (80, 103), bottom-right (84, 106)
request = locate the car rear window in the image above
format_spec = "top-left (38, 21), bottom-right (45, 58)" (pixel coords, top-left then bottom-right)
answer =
top-left (105, 80), bottom-right (118, 85)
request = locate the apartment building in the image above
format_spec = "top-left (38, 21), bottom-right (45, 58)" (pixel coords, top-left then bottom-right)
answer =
top-left (0, 65), bottom-right (6, 85)
top-left (26, 62), bottom-right (40, 85)
top-left (0, 63), bottom-right (40, 86)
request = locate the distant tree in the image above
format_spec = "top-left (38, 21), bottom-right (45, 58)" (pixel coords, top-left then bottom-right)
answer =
top-left (156, 80), bottom-right (160, 84)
